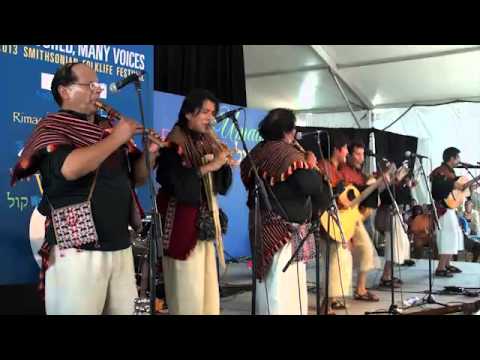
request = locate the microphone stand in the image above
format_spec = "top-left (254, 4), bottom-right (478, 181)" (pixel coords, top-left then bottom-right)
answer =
top-left (225, 112), bottom-right (273, 315)
top-left (284, 131), bottom-right (348, 315)
top-left (366, 158), bottom-right (408, 315)
top-left (133, 79), bottom-right (162, 315)
top-left (318, 133), bottom-right (349, 315)
top-left (281, 130), bottom-right (324, 315)
top-left (282, 219), bottom-right (322, 313)
top-left (409, 157), bottom-right (447, 308)
top-left (228, 112), bottom-right (305, 314)
top-left (460, 164), bottom-right (480, 189)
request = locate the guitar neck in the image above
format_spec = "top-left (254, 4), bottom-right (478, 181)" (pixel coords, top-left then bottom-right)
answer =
top-left (350, 178), bottom-right (383, 208)
top-left (463, 175), bottom-right (480, 190)
top-left (348, 165), bottom-right (407, 208)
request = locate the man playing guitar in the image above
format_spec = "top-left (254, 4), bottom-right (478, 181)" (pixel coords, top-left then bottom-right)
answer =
top-left (316, 133), bottom-right (353, 313)
top-left (339, 141), bottom-right (381, 302)
top-left (430, 147), bottom-right (468, 277)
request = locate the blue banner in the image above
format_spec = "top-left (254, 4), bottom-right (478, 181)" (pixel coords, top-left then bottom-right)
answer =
top-left (0, 45), bottom-right (154, 285)
top-left (153, 91), bottom-right (267, 259)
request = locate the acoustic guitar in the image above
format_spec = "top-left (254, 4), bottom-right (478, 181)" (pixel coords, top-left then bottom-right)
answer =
top-left (320, 162), bottom-right (409, 243)
top-left (444, 175), bottom-right (480, 209)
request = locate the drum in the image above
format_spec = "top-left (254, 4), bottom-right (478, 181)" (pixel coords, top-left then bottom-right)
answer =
top-left (409, 211), bottom-right (434, 248)
top-left (411, 205), bottom-right (424, 218)
top-left (409, 213), bottom-right (433, 235)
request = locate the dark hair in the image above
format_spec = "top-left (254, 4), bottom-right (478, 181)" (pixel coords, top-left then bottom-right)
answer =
top-left (327, 132), bottom-right (348, 157)
top-left (258, 108), bottom-right (296, 141)
top-left (176, 89), bottom-right (219, 128)
top-left (442, 147), bottom-right (460, 163)
top-left (51, 62), bottom-right (81, 106)
top-left (348, 138), bottom-right (365, 153)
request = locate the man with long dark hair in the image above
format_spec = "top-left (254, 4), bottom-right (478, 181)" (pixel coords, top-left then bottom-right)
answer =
top-left (155, 89), bottom-right (233, 315)
top-left (240, 108), bottom-right (329, 315)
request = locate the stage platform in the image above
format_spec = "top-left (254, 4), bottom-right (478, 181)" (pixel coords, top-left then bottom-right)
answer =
top-left (219, 258), bottom-right (480, 315)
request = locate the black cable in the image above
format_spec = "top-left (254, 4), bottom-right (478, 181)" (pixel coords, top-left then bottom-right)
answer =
top-left (297, 260), bottom-right (302, 315)
top-left (381, 99), bottom-right (480, 131)
top-left (323, 132), bottom-right (343, 313)
top-left (381, 104), bottom-right (415, 131)
top-left (395, 206), bottom-right (406, 304)
top-left (216, 108), bottom-right (249, 266)
top-left (332, 219), bottom-right (349, 315)
top-left (224, 250), bottom-right (240, 263)
top-left (242, 108), bottom-right (247, 137)
top-left (264, 277), bottom-right (270, 315)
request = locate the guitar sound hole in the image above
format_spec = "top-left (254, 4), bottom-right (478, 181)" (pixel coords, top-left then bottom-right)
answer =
top-left (347, 189), bottom-right (356, 201)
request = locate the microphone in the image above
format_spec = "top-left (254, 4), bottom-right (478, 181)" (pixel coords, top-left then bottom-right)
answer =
top-left (364, 149), bottom-right (377, 157)
top-left (109, 70), bottom-right (146, 93)
top-left (458, 161), bottom-right (480, 168)
top-left (295, 130), bottom-right (326, 141)
top-left (405, 151), bottom-right (428, 159)
top-left (210, 108), bottom-right (243, 126)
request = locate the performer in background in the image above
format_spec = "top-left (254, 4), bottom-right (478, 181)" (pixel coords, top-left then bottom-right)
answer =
top-left (374, 162), bottom-right (413, 288)
top-left (240, 108), bottom-right (329, 315)
top-left (339, 140), bottom-right (381, 302)
top-left (11, 62), bottom-right (162, 315)
top-left (155, 89), bottom-right (233, 315)
top-left (459, 199), bottom-right (480, 263)
top-left (316, 133), bottom-right (353, 314)
top-left (430, 147), bottom-right (466, 277)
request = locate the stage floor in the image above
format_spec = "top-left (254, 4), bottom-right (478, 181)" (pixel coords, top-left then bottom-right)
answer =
top-left (219, 258), bottom-right (480, 315)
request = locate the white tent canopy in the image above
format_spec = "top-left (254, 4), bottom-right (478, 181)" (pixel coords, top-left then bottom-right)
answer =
top-left (244, 45), bottom-right (480, 112)
top-left (244, 45), bottom-right (480, 205)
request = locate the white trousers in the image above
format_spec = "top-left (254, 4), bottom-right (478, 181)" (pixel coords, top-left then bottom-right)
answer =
top-left (320, 240), bottom-right (353, 299)
top-left (384, 215), bottom-right (411, 264)
top-left (352, 221), bottom-right (381, 272)
top-left (436, 209), bottom-right (464, 255)
top-left (162, 240), bottom-right (220, 315)
top-left (45, 246), bottom-right (137, 315)
top-left (256, 241), bottom-right (308, 315)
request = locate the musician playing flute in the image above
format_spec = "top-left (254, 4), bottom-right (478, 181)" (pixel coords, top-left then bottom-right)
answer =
top-left (155, 89), bottom-right (233, 315)
top-left (240, 108), bottom-right (329, 315)
top-left (11, 63), bottom-right (162, 315)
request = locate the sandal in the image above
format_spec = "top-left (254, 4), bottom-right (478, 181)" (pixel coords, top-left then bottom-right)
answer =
top-left (402, 260), bottom-right (416, 267)
top-left (446, 265), bottom-right (462, 273)
top-left (354, 291), bottom-right (380, 302)
top-left (435, 269), bottom-right (454, 277)
top-left (331, 300), bottom-right (347, 310)
top-left (379, 278), bottom-right (401, 288)
top-left (392, 277), bottom-right (403, 284)
top-left (319, 300), bottom-right (336, 315)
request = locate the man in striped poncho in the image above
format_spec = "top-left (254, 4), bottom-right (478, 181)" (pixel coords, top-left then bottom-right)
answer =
top-left (11, 63), bottom-right (162, 315)
top-left (240, 108), bottom-right (329, 315)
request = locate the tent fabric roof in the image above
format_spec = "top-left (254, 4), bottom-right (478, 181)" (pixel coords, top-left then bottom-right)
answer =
top-left (244, 45), bottom-right (480, 112)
